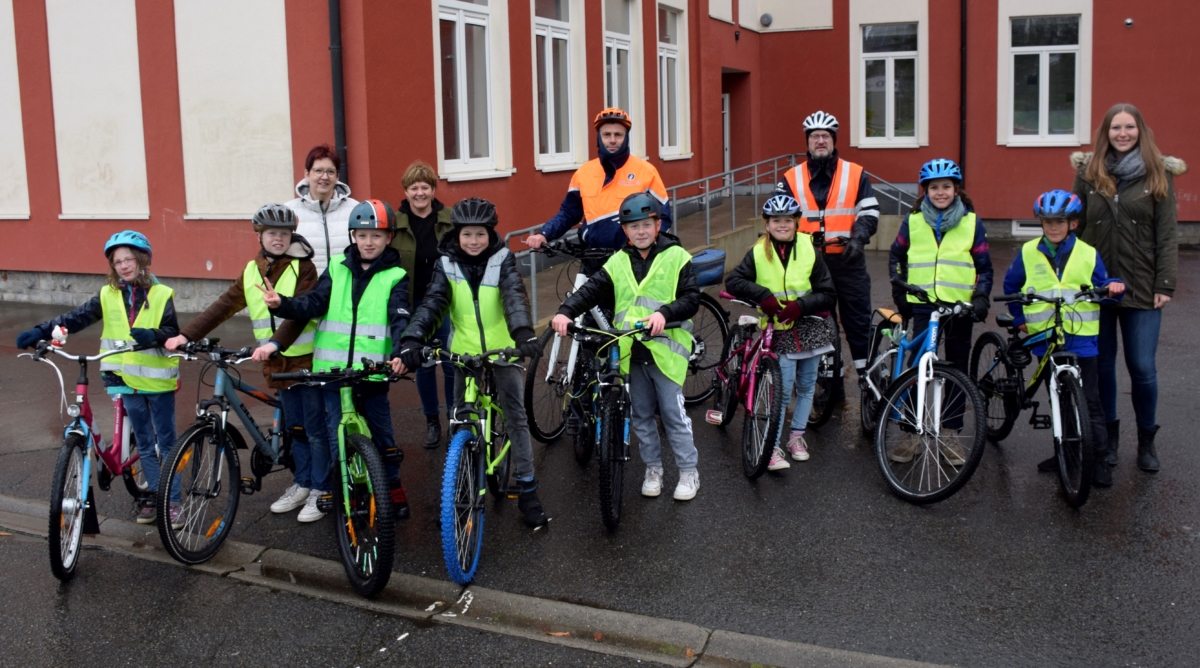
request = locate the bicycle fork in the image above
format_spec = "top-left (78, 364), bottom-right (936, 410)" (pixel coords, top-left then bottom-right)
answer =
top-left (1046, 362), bottom-right (1078, 444)
top-left (914, 352), bottom-right (943, 438)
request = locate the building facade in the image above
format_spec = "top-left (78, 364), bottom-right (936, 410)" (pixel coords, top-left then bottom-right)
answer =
top-left (1, 0), bottom-right (1195, 307)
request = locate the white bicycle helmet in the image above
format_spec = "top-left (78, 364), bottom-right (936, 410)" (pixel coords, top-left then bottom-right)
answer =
top-left (803, 110), bottom-right (839, 138)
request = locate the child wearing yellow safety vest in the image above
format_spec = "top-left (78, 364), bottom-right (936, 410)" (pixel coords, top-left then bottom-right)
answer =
top-left (16, 231), bottom-right (181, 526)
top-left (398, 198), bottom-right (548, 528)
top-left (165, 204), bottom-right (328, 523)
top-left (265, 199), bottom-right (413, 519)
top-left (552, 192), bottom-right (702, 501)
top-left (725, 195), bottom-right (837, 470)
top-left (1001, 190), bottom-right (1125, 486)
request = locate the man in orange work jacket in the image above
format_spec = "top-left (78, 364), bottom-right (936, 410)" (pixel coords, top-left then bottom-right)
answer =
top-left (775, 110), bottom-right (880, 398)
top-left (525, 108), bottom-right (671, 251)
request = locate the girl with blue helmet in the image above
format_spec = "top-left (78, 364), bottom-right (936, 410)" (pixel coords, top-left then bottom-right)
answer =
top-left (16, 231), bottom-right (182, 525)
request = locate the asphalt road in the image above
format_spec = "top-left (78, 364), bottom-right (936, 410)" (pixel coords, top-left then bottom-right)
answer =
top-left (2, 244), bottom-right (1198, 666)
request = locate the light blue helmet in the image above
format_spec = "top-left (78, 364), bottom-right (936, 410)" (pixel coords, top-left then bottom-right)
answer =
top-left (1033, 189), bottom-right (1083, 219)
top-left (104, 230), bottom-right (152, 262)
top-left (918, 158), bottom-right (963, 185)
top-left (762, 195), bottom-right (801, 217)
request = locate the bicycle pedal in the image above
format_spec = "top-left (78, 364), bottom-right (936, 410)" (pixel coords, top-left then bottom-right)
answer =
top-left (239, 477), bottom-right (261, 495)
top-left (316, 494), bottom-right (334, 513)
top-left (1030, 415), bottom-right (1052, 430)
top-left (705, 410), bottom-right (724, 425)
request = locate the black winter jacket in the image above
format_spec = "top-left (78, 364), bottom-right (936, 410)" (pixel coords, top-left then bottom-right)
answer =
top-left (724, 238), bottom-right (837, 316)
top-left (401, 231), bottom-right (535, 348)
top-left (774, 150), bottom-right (880, 240)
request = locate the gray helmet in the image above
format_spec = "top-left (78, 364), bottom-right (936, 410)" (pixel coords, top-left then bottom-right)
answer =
top-left (252, 203), bottom-right (296, 230)
top-left (618, 192), bottom-right (661, 224)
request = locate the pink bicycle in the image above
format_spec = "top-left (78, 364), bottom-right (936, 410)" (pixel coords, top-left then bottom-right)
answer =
top-left (706, 291), bottom-right (783, 479)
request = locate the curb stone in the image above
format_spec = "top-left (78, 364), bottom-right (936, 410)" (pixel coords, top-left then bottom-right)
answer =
top-left (696, 631), bottom-right (953, 668)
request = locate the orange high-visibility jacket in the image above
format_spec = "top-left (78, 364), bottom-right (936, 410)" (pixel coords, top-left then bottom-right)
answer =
top-left (569, 155), bottom-right (668, 226)
top-left (783, 159), bottom-right (864, 254)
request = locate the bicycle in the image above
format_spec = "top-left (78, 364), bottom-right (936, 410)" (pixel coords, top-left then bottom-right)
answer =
top-left (273, 359), bottom-right (406, 597)
top-left (156, 339), bottom-right (294, 565)
top-left (805, 234), bottom-right (849, 430)
top-left (419, 344), bottom-right (521, 585)
top-left (523, 239), bottom-right (729, 447)
top-left (970, 287), bottom-right (1109, 508)
top-left (21, 338), bottom-right (154, 580)
top-left (706, 291), bottom-right (784, 479)
top-left (868, 278), bottom-right (987, 504)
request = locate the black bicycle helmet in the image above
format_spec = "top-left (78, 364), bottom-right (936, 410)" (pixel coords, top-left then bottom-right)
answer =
top-left (450, 197), bottom-right (499, 227)
top-left (252, 203), bottom-right (297, 230)
top-left (618, 192), bottom-right (661, 224)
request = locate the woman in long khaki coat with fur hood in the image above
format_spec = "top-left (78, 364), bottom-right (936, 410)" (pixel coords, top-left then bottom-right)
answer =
top-left (1071, 103), bottom-right (1187, 474)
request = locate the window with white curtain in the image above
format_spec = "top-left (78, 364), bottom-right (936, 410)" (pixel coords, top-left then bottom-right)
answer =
top-left (861, 23), bottom-right (917, 143)
top-left (603, 0), bottom-right (631, 112)
top-left (1009, 15), bottom-right (1079, 139)
top-left (657, 5), bottom-right (682, 154)
top-left (439, 1), bottom-right (493, 169)
top-left (534, 0), bottom-right (572, 164)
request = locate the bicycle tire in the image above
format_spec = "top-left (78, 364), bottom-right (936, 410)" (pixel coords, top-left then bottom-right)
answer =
top-left (48, 434), bottom-right (87, 581)
top-left (525, 328), bottom-right (570, 443)
top-left (712, 327), bottom-right (744, 428)
top-left (157, 422), bottom-right (242, 565)
top-left (683, 293), bottom-right (729, 405)
top-left (573, 414), bottom-right (595, 466)
top-left (808, 320), bottom-right (840, 430)
top-left (597, 388), bottom-right (626, 530)
top-left (120, 431), bottom-right (151, 500)
top-left (969, 331), bottom-right (1019, 443)
top-left (441, 430), bottom-right (485, 585)
top-left (334, 434), bottom-right (395, 597)
top-left (874, 364), bottom-right (987, 504)
top-left (1055, 371), bottom-right (1094, 509)
top-left (742, 355), bottom-right (783, 479)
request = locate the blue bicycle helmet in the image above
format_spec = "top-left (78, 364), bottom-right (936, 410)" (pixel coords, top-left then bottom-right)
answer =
top-left (918, 158), bottom-right (963, 185)
top-left (1033, 189), bottom-right (1083, 219)
top-left (104, 230), bottom-right (152, 262)
top-left (762, 195), bottom-right (801, 217)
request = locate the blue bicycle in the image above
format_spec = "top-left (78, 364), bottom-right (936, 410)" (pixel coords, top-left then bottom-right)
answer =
top-left (860, 279), bottom-right (987, 504)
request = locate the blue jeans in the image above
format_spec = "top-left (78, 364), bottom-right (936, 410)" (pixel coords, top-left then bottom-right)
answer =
top-left (280, 384), bottom-right (330, 492)
top-left (416, 317), bottom-right (455, 417)
top-left (322, 385), bottom-right (400, 481)
top-left (1098, 306), bottom-right (1161, 429)
top-left (777, 355), bottom-right (820, 444)
top-left (122, 391), bottom-right (179, 503)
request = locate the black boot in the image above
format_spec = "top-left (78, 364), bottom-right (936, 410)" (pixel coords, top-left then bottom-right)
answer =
top-left (1104, 420), bottom-right (1119, 466)
top-left (389, 479), bottom-right (411, 520)
top-left (1137, 425), bottom-right (1160, 472)
top-left (1037, 455), bottom-right (1058, 472)
top-left (518, 484), bottom-right (548, 528)
top-left (423, 414), bottom-right (442, 449)
top-left (1093, 460), bottom-right (1113, 487)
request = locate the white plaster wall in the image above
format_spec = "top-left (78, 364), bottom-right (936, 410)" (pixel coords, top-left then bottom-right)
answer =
top-left (739, 0), bottom-right (833, 32)
top-left (0, 0), bottom-right (28, 218)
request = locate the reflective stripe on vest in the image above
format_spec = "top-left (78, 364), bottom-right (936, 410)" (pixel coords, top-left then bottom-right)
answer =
top-left (312, 254), bottom-right (405, 374)
top-left (605, 246), bottom-right (693, 386)
top-left (443, 249), bottom-right (517, 355)
top-left (751, 234), bottom-right (816, 331)
top-left (784, 159), bottom-right (863, 253)
top-left (570, 155), bottom-right (668, 227)
top-left (98, 284), bottom-right (179, 392)
top-left (243, 260), bottom-right (317, 356)
top-left (905, 211), bottom-right (978, 303)
top-left (1019, 238), bottom-right (1101, 336)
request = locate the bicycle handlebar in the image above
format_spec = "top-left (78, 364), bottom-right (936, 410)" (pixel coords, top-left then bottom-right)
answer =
top-left (995, 285), bottom-right (1109, 305)
top-left (271, 358), bottom-right (406, 385)
top-left (891, 276), bottom-right (975, 314)
top-left (421, 346), bottom-right (522, 370)
top-left (22, 339), bottom-right (155, 363)
top-left (175, 338), bottom-right (254, 362)
top-left (529, 238), bottom-right (616, 262)
top-left (565, 320), bottom-right (682, 340)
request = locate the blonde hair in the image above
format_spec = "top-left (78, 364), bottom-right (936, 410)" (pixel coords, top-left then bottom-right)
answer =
top-left (1085, 103), bottom-right (1169, 201)
top-left (402, 160), bottom-right (438, 190)
top-left (105, 248), bottom-right (153, 290)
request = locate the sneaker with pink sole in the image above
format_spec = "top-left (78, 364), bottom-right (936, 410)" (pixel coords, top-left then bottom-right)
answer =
top-left (767, 448), bottom-right (791, 471)
top-left (787, 432), bottom-right (810, 461)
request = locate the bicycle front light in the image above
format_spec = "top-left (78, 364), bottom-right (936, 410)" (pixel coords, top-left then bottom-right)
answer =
top-left (66, 404), bottom-right (81, 418)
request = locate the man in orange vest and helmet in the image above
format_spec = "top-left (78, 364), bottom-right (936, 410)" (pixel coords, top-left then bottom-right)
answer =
top-left (775, 110), bottom-right (880, 398)
top-left (525, 108), bottom-right (671, 251)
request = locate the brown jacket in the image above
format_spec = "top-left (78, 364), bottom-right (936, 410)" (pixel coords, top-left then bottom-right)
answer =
top-left (180, 237), bottom-right (319, 389)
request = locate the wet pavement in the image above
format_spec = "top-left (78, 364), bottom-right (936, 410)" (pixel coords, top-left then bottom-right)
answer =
top-left (2, 244), bottom-right (1198, 666)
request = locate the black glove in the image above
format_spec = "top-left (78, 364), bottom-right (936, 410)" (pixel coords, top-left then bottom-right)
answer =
top-left (842, 237), bottom-right (865, 262)
top-left (971, 295), bottom-right (990, 323)
top-left (518, 336), bottom-right (541, 359)
top-left (16, 327), bottom-right (44, 350)
top-left (129, 328), bottom-right (157, 347)
top-left (399, 340), bottom-right (424, 371)
top-left (892, 289), bottom-right (913, 320)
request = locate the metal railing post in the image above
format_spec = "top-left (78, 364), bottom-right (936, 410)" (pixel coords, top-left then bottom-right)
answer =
top-left (530, 249), bottom-right (538, 324)
top-left (704, 178), bottom-right (711, 245)
top-left (730, 168), bottom-right (736, 230)
top-left (753, 162), bottom-right (759, 215)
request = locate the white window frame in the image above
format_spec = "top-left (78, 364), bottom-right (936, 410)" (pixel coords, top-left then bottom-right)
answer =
top-left (602, 0), bottom-right (646, 158)
top-left (848, 0), bottom-right (928, 149)
top-left (432, 0), bottom-right (515, 181)
top-left (531, 0), bottom-right (587, 172)
top-left (655, 1), bottom-right (691, 160)
top-left (996, 0), bottom-right (1092, 147)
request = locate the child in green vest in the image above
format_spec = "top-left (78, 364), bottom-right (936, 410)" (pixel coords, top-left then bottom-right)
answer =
top-left (725, 195), bottom-right (837, 469)
top-left (1001, 190), bottom-right (1125, 485)
top-left (165, 204), bottom-right (329, 523)
top-left (551, 192), bottom-right (702, 501)
top-left (397, 198), bottom-right (547, 527)
top-left (263, 199), bottom-right (412, 518)
top-left (16, 231), bottom-right (181, 526)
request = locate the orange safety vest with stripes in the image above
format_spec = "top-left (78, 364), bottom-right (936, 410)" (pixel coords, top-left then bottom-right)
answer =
top-left (568, 155), bottom-right (669, 226)
top-left (783, 159), bottom-right (864, 254)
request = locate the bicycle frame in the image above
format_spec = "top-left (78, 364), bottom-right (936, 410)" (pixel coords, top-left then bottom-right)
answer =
top-left (712, 306), bottom-right (778, 416)
top-left (453, 367), bottom-right (513, 488)
top-left (989, 311), bottom-right (1081, 445)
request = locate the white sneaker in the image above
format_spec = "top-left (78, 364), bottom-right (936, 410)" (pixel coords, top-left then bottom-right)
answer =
top-left (270, 484), bottom-right (309, 513)
top-left (674, 470), bottom-right (700, 501)
top-left (297, 489), bottom-right (326, 523)
top-left (641, 466), bottom-right (664, 497)
top-left (767, 448), bottom-right (791, 471)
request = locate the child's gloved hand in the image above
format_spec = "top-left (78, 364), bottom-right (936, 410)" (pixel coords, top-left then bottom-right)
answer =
top-left (16, 328), bottom-right (44, 350)
top-left (399, 340), bottom-right (424, 373)
top-left (777, 301), bottom-right (802, 324)
top-left (518, 336), bottom-right (541, 359)
top-left (971, 295), bottom-right (990, 322)
top-left (129, 328), bottom-right (157, 347)
top-left (758, 295), bottom-right (782, 317)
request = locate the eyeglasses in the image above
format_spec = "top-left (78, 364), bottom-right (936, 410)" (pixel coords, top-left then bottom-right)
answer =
top-left (809, 132), bottom-right (833, 141)
top-left (111, 258), bottom-right (138, 268)
top-left (309, 168), bottom-right (338, 177)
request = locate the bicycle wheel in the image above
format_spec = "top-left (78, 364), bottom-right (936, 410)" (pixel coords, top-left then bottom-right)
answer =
top-left (525, 328), bottom-right (570, 443)
top-left (808, 321), bottom-right (840, 429)
top-left (441, 430), bottom-right (485, 585)
top-left (120, 432), bottom-right (151, 500)
top-left (969, 331), bottom-right (1019, 443)
top-left (573, 409), bottom-right (595, 466)
top-left (683, 293), bottom-right (729, 405)
top-left (742, 355), bottom-right (783, 479)
top-left (157, 422), bottom-right (242, 565)
top-left (711, 327), bottom-right (745, 428)
top-left (333, 434), bottom-right (395, 596)
top-left (597, 388), bottom-right (626, 529)
top-left (860, 324), bottom-right (893, 435)
top-left (1054, 371), bottom-right (1094, 509)
top-left (875, 365), bottom-right (987, 504)
top-left (48, 434), bottom-right (87, 581)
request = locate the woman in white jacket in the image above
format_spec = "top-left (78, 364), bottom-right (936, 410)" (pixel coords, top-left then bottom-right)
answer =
top-left (285, 144), bottom-right (358, 273)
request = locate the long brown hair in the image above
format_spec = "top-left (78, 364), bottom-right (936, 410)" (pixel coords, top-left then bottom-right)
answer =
top-left (105, 248), bottom-right (153, 290)
top-left (1085, 103), bottom-right (1169, 200)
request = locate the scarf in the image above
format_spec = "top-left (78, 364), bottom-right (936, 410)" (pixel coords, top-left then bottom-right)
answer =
top-left (597, 131), bottom-right (631, 186)
top-left (919, 195), bottom-right (967, 243)
top-left (1104, 149), bottom-right (1147, 189)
